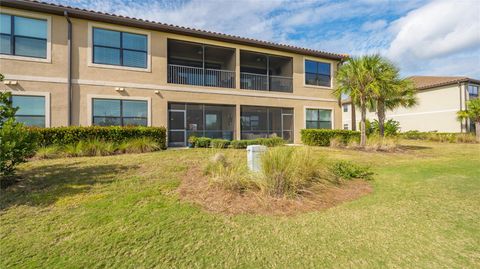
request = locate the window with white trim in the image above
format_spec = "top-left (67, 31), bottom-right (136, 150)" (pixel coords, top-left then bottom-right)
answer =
top-left (0, 13), bottom-right (47, 58)
top-left (92, 98), bottom-right (148, 126)
top-left (343, 104), bottom-right (348, 112)
top-left (11, 95), bottom-right (46, 127)
top-left (343, 123), bottom-right (349, 130)
top-left (305, 108), bottom-right (332, 129)
top-left (92, 27), bottom-right (148, 68)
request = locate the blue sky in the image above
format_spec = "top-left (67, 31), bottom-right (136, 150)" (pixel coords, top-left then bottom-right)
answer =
top-left (50, 0), bottom-right (480, 78)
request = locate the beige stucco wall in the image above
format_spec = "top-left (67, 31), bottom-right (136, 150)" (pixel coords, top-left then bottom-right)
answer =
top-left (342, 84), bottom-right (465, 133)
top-left (0, 7), bottom-right (342, 144)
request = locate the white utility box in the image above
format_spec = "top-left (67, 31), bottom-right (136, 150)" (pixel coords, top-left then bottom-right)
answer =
top-left (246, 145), bottom-right (267, 172)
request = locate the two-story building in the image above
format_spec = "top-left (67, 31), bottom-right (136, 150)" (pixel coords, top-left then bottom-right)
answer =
top-left (342, 76), bottom-right (480, 133)
top-left (0, 0), bottom-right (347, 146)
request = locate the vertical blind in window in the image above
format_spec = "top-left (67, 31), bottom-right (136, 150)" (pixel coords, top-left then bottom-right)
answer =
top-left (0, 14), bottom-right (47, 58)
top-left (92, 99), bottom-right (148, 126)
top-left (11, 95), bottom-right (46, 127)
top-left (305, 60), bottom-right (331, 87)
top-left (93, 28), bottom-right (147, 68)
top-left (306, 109), bottom-right (332, 129)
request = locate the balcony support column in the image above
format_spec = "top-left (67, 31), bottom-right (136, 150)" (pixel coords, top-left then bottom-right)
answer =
top-left (266, 55), bottom-right (270, 92)
top-left (235, 104), bottom-right (241, 140)
top-left (235, 48), bottom-right (240, 90)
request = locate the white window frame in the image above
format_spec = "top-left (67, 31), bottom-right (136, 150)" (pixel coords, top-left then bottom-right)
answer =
top-left (303, 106), bottom-right (334, 130)
top-left (0, 7), bottom-right (52, 63)
top-left (87, 22), bottom-right (152, 72)
top-left (7, 90), bottom-right (51, 127)
top-left (303, 57), bottom-right (334, 90)
top-left (87, 94), bottom-right (152, 126)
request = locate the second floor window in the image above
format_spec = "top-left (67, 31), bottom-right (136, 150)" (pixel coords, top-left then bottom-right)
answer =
top-left (468, 85), bottom-right (479, 97)
top-left (93, 98), bottom-right (148, 126)
top-left (0, 14), bottom-right (47, 58)
top-left (93, 28), bottom-right (147, 68)
top-left (305, 60), bottom-right (331, 87)
top-left (343, 104), bottom-right (348, 112)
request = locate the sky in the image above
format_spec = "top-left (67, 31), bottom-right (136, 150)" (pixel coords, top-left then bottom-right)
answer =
top-left (50, 0), bottom-right (480, 78)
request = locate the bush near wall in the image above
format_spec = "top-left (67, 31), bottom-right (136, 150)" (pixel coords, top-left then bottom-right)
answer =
top-left (399, 131), bottom-right (477, 143)
top-left (301, 129), bottom-right (360, 146)
top-left (29, 126), bottom-right (167, 149)
top-left (189, 137), bottom-right (286, 149)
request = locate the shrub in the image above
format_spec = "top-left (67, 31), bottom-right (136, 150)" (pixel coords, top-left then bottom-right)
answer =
top-left (230, 140), bottom-right (249, 149)
top-left (399, 131), bottom-right (477, 143)
top-left (1, 91), bottom-right (39, 180)
top-left (194, 137), bottom-right (212, 148)
top-left (301, 129), bottom-right (360, 146)
top-left (0, 119), bottom-right (39, 179)
top-left (329, 137), bottom-right (345, 148)
top-left (260, 147), bottom-right (321, 197)
top-left (29, 126), bottom-right (166, 149)
top-left (256, 137), bottom-right (286, 147)
top-left (371, 119), bottom-right (401, 136)
top-left (210, 139), bottom-right (230, 149)
top-left (329, 161), bottom-right (374, 181)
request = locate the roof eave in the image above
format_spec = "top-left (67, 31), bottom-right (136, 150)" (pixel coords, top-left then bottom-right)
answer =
top-left (0, 0), bottom-right (346, 61)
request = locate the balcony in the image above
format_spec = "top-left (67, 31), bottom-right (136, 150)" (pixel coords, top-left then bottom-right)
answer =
top-left (167, 39), bottom-right (235, 89)
top-left (240, 51), bottom-right (293, 93)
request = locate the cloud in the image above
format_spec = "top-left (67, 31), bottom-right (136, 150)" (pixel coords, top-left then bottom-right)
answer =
top-left (47, 0), bottom-right (479, 77)
top-left (387, 0), bottom-right (480, 71)
top-left (361, 20), bottom-right (387, 32)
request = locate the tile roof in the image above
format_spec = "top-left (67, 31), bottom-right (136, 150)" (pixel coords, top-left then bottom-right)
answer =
top-left (409, 76), bottom-right (480, 90)
top-left (0, 0), bottom-right (347, 60)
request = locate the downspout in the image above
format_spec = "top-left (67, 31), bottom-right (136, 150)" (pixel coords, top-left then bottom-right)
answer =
top-left (64, 11), bottom-right (72, 126)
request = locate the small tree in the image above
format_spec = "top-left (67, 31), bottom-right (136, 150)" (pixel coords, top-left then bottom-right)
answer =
top-left (457, 98), bottom-right (480, 142)
top-left (0, 87), bottom-right (38, 182)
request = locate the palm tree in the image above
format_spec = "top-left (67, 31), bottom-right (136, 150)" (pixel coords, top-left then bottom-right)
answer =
top-left (457, 98), bottom-right (480, 142)
top-left (334, 55), bottom-right (381, 146)
top-left (368, 59), bottom-right (417, 137)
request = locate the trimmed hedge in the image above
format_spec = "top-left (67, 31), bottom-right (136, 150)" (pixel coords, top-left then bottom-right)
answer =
top-left (301, 129), bottom-right (360, 146)
top-left (29, 126), bottom-right (167, 149)
top-left (189, 136), bottom-right (286, 149)
top-left (399, 130), bottom-right (477, 143)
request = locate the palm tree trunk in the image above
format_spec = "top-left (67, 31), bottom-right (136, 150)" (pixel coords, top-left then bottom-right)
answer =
top-left (360, 98), bottom-right (367, 147)
top-left (476, 121), bottom-right (480, 142)
top-left (351, 103), bottom-right (357, 131)
top-left (377, 99), bottom-right (386, 137)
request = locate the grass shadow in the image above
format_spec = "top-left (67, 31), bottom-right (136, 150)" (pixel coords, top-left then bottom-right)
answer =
top-left (399, 145), bottom-right (433, 151)
top-left (0, 161), bottom-right (138, 211)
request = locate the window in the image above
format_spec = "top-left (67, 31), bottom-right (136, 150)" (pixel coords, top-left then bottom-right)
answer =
top-left (343, 123), bottom-right (349, 130)
top-left (306, 108), bottom-right (332, 129)
top-left (0, 13), bottom-right (47, 58)
top-left (305, 60), bottom-right (331, 87)
top-left (92, 98), bottom-right (148, 126)
top-left (11, 95), bottom-right (45, 127)
top-left (92, 28), bottom-right (147, 68)
top-left (468, 85), bottom-right (479, 97)
top-left (343, 104), bottom-right (348, 112)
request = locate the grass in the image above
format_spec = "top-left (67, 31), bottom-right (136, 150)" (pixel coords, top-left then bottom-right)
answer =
top-left (1, 140), bottom-right (479, 268)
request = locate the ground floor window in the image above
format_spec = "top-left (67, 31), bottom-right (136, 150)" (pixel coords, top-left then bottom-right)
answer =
top-left (305, 108), bottom-right (332, 129)
top-left (92, 98), bottom-right (148, 126)
top-left (240, 106), bottom-right (293, 142)
top-left (168, 102), bottom-right (235, 147)
top-left (11, 95), bottom-right (46, 127)
top-left (343, 123), bottom-right (349, 130)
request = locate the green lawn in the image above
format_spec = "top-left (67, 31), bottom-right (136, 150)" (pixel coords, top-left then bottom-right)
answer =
top-left (1, 141), bottom-right (479, 268)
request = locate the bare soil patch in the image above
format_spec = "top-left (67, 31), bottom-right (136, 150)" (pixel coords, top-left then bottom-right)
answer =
top-left (178, 165), bottom-right (373, 216)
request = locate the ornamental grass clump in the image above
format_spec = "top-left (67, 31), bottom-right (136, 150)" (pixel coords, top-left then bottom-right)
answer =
top-left (259, 147), bottom-right (323, 197)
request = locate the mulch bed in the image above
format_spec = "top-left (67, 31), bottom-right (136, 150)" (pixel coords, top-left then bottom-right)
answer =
top-left (178, 166), bottom-right (373, 216)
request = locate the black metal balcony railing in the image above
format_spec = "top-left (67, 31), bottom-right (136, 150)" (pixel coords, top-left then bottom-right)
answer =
top-left (240, 72), bottom-right (292, 92)
top-left (168, 64), bottom-right (235, 89)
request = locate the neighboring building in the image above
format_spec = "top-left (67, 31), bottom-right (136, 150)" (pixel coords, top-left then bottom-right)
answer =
top-left (0, 0), bottom-right (347, 146)
top-left (342, 76), bottom-right (480, 133)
